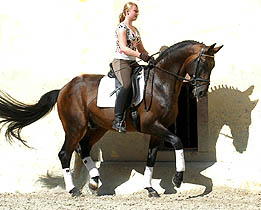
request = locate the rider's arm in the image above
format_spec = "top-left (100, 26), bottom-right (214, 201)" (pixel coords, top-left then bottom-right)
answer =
top-left (137, 40), bottom-right (149, 55)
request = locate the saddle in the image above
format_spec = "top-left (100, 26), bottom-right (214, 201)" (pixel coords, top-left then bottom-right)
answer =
top-left (108, 63), bottom-right (144, 106)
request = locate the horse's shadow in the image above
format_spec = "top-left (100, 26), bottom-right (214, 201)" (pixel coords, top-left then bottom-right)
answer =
top-left (38, 173), bottom-right (65, 190)
top-left (38, 85), bottom-right (258, 196)
top-left (177, 85), bottom-right (258, 197)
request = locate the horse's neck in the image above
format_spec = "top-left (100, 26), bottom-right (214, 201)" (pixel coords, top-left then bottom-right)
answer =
top-left (152, 52), bottom-right (192, 104)
top-left (157, 50), bottom-right (191, 78)
top-left (155, 57), bottom-right (186, 87)
top-left (151, 64), bottom-right (183, 106)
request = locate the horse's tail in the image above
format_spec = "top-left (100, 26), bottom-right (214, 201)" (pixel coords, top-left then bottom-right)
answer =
top-left (0, 89), bottom-right (60, 147)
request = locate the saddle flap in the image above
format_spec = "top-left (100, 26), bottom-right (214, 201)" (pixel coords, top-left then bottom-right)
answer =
top-left (131, 66), bottom-right (144, 105)
top-left (97, 67), bottom-right (145, 108)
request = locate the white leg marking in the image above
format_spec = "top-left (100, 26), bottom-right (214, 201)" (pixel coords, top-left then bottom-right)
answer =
top-left (175, 149), bottom-right (185, 172)
top-left (63, 168), bottom-right (75, 192)
top-left (83, 156), bottom-right (100, 178)
top-left (144, 166), bottom-right (153, 188)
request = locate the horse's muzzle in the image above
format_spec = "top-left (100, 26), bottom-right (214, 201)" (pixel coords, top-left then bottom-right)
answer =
top-left (192, 85), bottom-right (208, 99)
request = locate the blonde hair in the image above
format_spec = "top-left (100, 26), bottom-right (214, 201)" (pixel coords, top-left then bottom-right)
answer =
top-left (119, 2), bottom-right (138, 23)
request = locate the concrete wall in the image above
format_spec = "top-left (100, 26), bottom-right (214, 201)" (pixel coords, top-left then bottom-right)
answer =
top-left (0, 0), bottom-right (261, 193)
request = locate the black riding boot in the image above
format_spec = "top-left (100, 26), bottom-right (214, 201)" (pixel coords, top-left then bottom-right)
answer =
top-left (112, 87), bottom-right (130, 133)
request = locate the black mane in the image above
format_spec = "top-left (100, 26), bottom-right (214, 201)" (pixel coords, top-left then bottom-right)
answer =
top-left (155, 40), bottom-right (204, 63)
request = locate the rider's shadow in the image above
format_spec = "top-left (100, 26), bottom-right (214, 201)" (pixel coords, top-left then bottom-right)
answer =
top-left (172, 85), bottom-right (258, 197)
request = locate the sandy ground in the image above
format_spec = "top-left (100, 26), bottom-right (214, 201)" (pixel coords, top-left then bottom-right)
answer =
top-left (0, 187), bottom-right (260, 210)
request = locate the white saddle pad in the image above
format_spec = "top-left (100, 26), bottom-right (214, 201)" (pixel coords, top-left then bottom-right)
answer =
top-left (97, 69), bottom-right (144, 108)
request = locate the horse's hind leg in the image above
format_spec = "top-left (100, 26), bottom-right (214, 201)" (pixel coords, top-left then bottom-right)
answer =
top-left (77, 127), bottom-right (107, 193)
top-left (58, 133), bottom-right (84, 197)
top-left (58, 125), bottom-right (88, 197)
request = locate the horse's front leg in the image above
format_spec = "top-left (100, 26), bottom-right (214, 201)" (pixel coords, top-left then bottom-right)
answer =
top-left (165, 135), bottom-right (185, 188)
top-left (143, 120), bottom-right (185, 193)
top-left (144, 136), bottom-right (161, 197)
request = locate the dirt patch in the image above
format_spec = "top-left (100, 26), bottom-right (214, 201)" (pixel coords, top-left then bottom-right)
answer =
top-left (0, 187), bottom-right (260, 210)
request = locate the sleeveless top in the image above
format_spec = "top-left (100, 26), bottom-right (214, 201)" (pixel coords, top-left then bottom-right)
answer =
top-left (114, 22), bottom-right (141, 60)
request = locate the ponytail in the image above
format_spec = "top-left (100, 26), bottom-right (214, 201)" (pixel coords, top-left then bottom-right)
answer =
top-left (119, 12), bottom-right (125, 23)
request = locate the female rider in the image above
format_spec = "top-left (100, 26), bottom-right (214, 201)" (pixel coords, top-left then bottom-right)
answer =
top-left (112, 2), bottom-right (151, 132)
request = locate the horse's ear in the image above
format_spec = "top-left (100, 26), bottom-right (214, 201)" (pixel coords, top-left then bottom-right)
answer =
top-left (213, 45), bottom-right (224, 54)
top-left (208, 43), bottom-right (216, 52)
top-left (207, 44), bottom-right (223, 54)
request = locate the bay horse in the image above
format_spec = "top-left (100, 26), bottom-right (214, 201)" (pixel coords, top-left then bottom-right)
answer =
top-left (0, 40), bottom-right (222, 197)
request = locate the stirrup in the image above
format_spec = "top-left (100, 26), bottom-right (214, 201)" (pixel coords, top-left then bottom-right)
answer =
top-left (112, 120), bottom-right (126, 133)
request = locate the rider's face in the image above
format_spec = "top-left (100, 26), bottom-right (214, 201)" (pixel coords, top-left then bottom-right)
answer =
top-left (127, 5), bottom-right (139, 21)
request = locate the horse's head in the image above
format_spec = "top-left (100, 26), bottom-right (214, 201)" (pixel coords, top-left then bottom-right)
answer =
top-left (155, 41), bottom-right (223, 99)
top-left (184, 43), bottom-right (223, 99)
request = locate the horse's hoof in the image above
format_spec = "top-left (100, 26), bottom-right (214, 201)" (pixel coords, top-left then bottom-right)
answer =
top-left (145, 187), bottom-right (160, 198)
top-left (172, 172), bottom-right (183, 188)
top-left (69, 187), bottom-right (81, 197)
top-left (88, 176), bottom-right (99, 191)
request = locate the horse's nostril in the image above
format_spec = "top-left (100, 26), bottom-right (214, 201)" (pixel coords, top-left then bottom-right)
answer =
top-left (199, 91), bottom-right (204, 97)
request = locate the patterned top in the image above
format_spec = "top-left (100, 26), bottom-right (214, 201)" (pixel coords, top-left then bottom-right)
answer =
top-left (114, 22), bottom-right (141, 60)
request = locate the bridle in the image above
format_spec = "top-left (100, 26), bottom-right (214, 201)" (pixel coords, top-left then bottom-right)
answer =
top-left (143, 46), bottom-right (214, 111)
top-left (151, 46), bottom-right (214, 85)
top-left (189, 47), bottom-right (214, 98)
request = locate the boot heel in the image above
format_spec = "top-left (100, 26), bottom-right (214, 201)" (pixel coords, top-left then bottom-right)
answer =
top-left (112, 120), bottom-right (126, 133)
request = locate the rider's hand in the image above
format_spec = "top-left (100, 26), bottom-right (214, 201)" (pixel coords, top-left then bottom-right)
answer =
top-left (149, 56), bottom-right (155, 62)
top-left (148, 56), bottom-right (155, 66)
top-left (139, 53), bottom-right (151, 62)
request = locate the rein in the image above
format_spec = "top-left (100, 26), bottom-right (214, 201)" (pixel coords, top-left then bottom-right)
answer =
top-left (143, 47), bottom-right (214, 111)
top-left (153, 47), bottom-right (213, 84)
